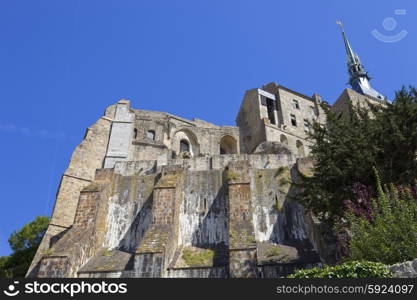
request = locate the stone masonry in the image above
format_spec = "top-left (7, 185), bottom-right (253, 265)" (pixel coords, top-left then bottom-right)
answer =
top-left (27, 83), bottom-right (385, 278)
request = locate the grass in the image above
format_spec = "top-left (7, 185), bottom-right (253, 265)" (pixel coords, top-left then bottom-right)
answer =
top-left (101, 249), bottom-right (112, 256)
top-left (182, 248), bottom-right (214, 267)
top-left (226, 170), bottom-right (240, 181)
top-left (265, 247), bottom-right (281, 258)
top-left (42, 249), bottom-right (53, 255)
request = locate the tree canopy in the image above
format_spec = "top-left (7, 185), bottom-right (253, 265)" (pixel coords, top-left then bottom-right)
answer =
top-left (300, 86), bottom-right (417, 222)
top-left (0, 216), bottom-right (49, 278)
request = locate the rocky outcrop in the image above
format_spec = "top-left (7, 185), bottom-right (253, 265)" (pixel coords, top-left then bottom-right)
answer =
top-left (390, 259), bottom-right (417, 278)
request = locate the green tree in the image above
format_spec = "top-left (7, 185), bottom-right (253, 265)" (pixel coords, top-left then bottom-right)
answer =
top-left (8, 216), bottom-right (49, 252)
top-left (0, 256), bottom-right (11, 278)
top-left (347, 173), bottom-right (417, 264)
top-left (0, 216), bottom-right (49, 278)
top-left (300, 86), bottom-right (417, 222)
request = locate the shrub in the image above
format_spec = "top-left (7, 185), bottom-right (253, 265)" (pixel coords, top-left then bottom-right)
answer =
top-left (288, 261), bottom-right (391, 278)
top-left (347, 171), bottom-right (417, 264)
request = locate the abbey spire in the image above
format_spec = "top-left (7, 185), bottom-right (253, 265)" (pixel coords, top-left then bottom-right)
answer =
top-left (336, 21), bottom-right (385, 100)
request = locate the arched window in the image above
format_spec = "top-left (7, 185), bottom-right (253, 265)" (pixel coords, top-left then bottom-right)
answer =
top-left (296, 140), bottom-right (305, 157)
top-left (280, 134), bottom-right (288, 145)
top-left (180, 139), bottom-right (190, 153)
top-left (147, 130), bottom-right (155, 140)
top-left (133, 128), bottom-right (138, 139)
top-left (173, 129), bottom-right (199, 158)
top-left (219, 135), bottom-right (237, 155)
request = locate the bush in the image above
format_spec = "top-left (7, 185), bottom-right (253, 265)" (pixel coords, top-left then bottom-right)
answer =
top-left (288, 261), bottom-right (391, 278)
top-left (347, 171), bottom-right (417, 264)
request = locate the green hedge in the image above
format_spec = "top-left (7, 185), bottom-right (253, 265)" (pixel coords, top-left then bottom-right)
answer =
top-left (287, 261), bottom-right (391, 278)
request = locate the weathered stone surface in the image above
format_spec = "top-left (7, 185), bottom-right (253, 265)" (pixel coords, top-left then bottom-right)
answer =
top-left (253, 141), bottom-right (292, 155)
top-left (78, 250), bottom-right (133, 273)
top-left (31, 83), bottom-right (372, 278)
top-left (37, 256), bottom-right (69, 278)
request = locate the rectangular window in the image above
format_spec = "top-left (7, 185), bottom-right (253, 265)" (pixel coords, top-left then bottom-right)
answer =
top-left (290, 114), bottom-right (297, 126)
top-left (266, 97), bottom-right (276, 125)
top-left (304, 119), bottom-right (310, 132)
top-left (292, 99), bottom-right (300, 109)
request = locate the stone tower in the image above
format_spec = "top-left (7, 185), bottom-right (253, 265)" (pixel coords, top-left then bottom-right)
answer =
top-left (236, 83), bottom-right (326, 156)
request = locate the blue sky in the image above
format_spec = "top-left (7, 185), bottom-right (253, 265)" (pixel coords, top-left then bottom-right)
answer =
top-left (0, 0), bottom-right (416, 256)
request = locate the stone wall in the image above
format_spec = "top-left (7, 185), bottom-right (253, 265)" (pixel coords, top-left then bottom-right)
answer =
top-left (27, 107), bottom-right (114, 277)
top-left (236, 89), bottom-right (265, 153)
top-left (29, 151), bottom-right (324, 278)
top-left (104, 103), bottom-right (240, 168)
top-left (227, 161), bottom-right (258, 278)
top-left (29, 82), bottom-right (348, 278)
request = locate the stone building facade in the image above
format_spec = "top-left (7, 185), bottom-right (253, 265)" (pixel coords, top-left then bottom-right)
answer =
top-left (27, 22), bottom-right (396, 278)
top-left (236, 82), bottom-right (326, 156)
top-left (27, 80), bottom-right (384, 278)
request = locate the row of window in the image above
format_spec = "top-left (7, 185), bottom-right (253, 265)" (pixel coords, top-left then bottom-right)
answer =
top-left (289, 115), bottom-right (310, 132)
top-left (134, 129), bottom-right (238, 157)
top-left (292, 99), bottom-right (316, 118)
top-left (280, 135), bottom-right (305, 157)
top-left (265, 97), bottom-right (316, 128)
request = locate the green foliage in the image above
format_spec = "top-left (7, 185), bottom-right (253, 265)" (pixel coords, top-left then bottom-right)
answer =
top-left (0, 216), bottom-right (49, 278)
top-left (226, 170), bottom-right (240, 181)
top-left (101, 249), bottom-right (111, 256)
top-left (9, 216), bottom-right (49, 252)
top-left (347, 172), bottom-right (417, 264)
top-left (301, 86), bottom-right (417, 221)
top-left (288, 261), bottom-right (391, 278)
top-left (0, 256), bottom-right (12, 278)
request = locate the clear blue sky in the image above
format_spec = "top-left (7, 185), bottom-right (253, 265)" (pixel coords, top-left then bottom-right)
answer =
top-left (0, 0), bottom-right (416, 256)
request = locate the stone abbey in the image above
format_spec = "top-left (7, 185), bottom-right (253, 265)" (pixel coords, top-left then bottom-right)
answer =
top-left (27, 25), bottom-right (387, 278)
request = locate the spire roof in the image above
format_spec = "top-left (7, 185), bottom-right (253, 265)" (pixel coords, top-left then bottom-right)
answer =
top-left (337, 21), bottom-right (357, 65)
top-left (336, 21), bottom-right (386, 100)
